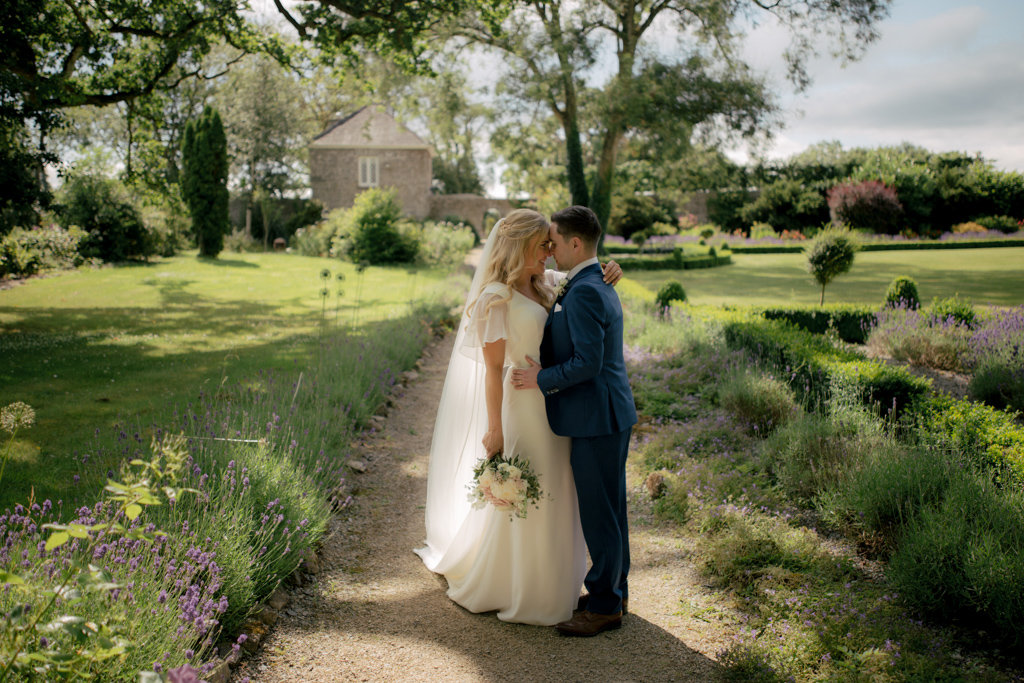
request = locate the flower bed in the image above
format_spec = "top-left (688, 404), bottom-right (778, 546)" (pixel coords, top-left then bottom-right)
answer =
top-left (621, 293), bottom-right (1024, 677)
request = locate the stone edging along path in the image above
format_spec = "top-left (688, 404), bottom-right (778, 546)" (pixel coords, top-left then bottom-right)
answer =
top-left (227, 332), bottom-right (733, 682)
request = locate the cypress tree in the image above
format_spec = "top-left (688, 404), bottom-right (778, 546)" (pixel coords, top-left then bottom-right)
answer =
top-left (181, 106), bottom-right (229, 257)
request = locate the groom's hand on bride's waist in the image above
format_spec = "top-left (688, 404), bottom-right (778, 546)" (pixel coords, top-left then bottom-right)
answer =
top-left (511, 356), bottom-right (541, 390)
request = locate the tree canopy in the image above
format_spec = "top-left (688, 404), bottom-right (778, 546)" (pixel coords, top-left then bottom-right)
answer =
top-left (452, 0), bottom-right (893, 234)
top-left (0, 0), bottom-right (508, 226)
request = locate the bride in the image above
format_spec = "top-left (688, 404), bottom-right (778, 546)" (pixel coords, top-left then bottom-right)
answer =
top-left (414, 209), bottom-right (620, 625)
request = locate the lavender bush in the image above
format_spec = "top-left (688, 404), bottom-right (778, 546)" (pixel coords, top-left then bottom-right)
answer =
top-left (866, 301), bottom-right (972, 371)
top-left (967, 305), bottom-right (1024, 412)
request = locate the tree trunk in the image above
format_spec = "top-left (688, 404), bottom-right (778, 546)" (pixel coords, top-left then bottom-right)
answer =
top-left (561, 83), bottom-right (589, 208)
top-left (591, 125), bottom-right (623, 240)
top-left (262, 196), bottom-right (270, 252)
top-left (591, 2), bottom-right (639, 249)
top-left (820, 283), bottom-right (826, 306)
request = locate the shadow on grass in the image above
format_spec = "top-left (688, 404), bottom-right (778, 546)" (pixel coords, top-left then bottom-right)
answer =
top-left (200, 257), bottom-right (261, 268)
top-left (0, 308), bottom-right (436, 512)
top-left (0, 277), bottom-right (322, 341)
top-left (1, 275), bottom-right (402, 343)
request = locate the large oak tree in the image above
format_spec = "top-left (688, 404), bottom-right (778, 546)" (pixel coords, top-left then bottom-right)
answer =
top-left (453, 0), bottom-right (892, 233)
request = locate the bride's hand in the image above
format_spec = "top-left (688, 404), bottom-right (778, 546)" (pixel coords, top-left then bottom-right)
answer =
top-left (482, 428), bottom-right (503, 459)
top-left (602, 260), bottom-right (623, 286)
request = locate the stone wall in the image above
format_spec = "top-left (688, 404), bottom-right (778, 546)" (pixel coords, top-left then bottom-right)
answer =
top-left (310, 147), bottom-right (432, 219)
top-left (428, 195), bottom-right (515, 237)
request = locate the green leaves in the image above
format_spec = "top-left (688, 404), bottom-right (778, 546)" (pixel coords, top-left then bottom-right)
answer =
top-left (0, 570), bottom-right (25, 585)
top-left (44, 532), bottom-right (69, 552)
top-left (2, 434), bottom-right (189, 678)
top-left (804, 226), bottom-right (859, 304)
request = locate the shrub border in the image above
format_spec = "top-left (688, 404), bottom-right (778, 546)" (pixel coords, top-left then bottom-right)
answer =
top-left (616, 253), bottom-right (732, 271)
top-left (730, 238), bottom-right (1024, 254)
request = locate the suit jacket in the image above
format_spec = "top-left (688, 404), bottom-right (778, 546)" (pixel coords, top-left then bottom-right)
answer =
top-left (537, 263), bottom-right (637, 438)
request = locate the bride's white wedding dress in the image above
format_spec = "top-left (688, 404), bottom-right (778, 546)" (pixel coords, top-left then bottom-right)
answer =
top-left (415, 271), bottom-right (587, 625)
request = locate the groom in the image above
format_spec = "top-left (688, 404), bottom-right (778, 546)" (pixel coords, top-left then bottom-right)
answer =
top-left (512, 205), bottom-right (637, 636)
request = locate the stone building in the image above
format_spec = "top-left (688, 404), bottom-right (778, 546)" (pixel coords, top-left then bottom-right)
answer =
top-left (309, 106), bottom-right (511, 237)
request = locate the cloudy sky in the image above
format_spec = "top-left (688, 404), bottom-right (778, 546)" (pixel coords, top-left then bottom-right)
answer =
top-left (733, 0), bottom-right (1024, 171)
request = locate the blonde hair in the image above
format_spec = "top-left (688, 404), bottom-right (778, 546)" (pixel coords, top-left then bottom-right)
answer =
top-left (470, 209), bottom-right (554, 317)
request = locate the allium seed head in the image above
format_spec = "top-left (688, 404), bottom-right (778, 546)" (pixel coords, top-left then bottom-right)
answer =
top-left (1, 402), bottom-right (35, 433)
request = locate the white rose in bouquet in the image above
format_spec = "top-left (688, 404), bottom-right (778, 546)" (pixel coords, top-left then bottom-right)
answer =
top-left (467, 453), bottom-right (542, 519)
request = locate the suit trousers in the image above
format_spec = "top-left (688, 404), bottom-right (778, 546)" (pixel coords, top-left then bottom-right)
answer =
top-left (569, 427), bottom-right (632, 615)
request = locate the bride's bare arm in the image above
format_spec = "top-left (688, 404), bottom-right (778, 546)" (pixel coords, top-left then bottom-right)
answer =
top-left (602, 260), bottom-right (622, 285)
top-left (481, 339), bottom-right (506, 459)
top-left (545, 260), bottom-right (622, 287)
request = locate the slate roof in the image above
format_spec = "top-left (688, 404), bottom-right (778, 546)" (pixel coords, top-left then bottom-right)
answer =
top-left (310, 105), bottom-right (432, 150)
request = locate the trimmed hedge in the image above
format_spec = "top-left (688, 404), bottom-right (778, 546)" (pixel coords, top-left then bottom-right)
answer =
top-left (730, 238), bottom-right (1024, 254)
top-left (722, 318), bottom-right (931, 418)
top-left (913, 393), bottom-right (1024, 486)
top-left (606, 243), bottom-right (677, 254)
top-left (616, 252), bottom-right (732, 271)
top-left (760, 305), bottom-right (877, 344)
top-left (719, 314), bottom-right (1024, 484)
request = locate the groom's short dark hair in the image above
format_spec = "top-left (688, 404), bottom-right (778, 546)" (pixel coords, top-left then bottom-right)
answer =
top-left (551, 205), bottom-right (602, 248)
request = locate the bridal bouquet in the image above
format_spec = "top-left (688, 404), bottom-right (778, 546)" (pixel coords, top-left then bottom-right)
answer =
top-left (468, 453), bottom-right (542, 519)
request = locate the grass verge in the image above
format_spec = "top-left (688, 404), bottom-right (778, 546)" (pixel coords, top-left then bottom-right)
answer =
top-left (626, 247), bottom-right (1024, 307)
top-left (1, 253), bottom-right (465, 680)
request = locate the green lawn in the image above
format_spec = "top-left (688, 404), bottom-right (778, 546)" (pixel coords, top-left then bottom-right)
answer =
top-left (626, 247), bottom-right (1024, 307)
top-left (0, 252), bottom-right (460, 510)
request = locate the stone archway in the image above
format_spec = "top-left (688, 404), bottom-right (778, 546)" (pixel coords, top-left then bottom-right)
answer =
top-left (428, 195), bottom-right (514, 239)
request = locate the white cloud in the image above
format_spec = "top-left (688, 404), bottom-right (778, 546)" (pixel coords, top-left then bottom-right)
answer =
top-left (731, 2), bottom-right (1024, 172)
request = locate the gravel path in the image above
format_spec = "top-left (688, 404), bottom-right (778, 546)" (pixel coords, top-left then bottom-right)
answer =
top-left (232, 333), bottom-right (731, 682)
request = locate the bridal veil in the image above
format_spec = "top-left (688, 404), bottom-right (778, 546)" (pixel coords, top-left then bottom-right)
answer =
top-left (413, 220), bottom-right (503, 572)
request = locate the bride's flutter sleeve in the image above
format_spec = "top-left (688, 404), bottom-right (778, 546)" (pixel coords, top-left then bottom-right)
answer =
top-left (461, 284), bottom-right (510, 354)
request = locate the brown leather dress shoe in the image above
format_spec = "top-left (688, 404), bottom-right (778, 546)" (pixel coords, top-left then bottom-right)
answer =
top-left (556, 609), bottom-right (622, 637)
top-left (576, 593), bottom-right (628, 615)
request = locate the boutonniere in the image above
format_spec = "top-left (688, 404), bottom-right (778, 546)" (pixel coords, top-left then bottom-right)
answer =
top-left (555, 278), bottom-right (570, 299)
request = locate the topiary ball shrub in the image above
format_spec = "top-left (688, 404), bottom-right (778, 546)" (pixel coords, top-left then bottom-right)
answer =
top-left (827, 180), bottom-right (904, 235)
top-left (655, 281), bottom-right (687, 311)
top-left (885, 276), bottom-right (921, 309)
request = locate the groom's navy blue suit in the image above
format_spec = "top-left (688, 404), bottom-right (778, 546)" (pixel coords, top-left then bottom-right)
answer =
top-left (537, 262), bottom-right (637, 615)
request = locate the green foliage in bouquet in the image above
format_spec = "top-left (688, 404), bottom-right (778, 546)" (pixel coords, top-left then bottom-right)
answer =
top-left (468, 454), bottom-right (542, 519)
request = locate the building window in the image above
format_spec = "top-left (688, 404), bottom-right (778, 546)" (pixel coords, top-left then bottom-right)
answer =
top-left (358, 157), bottom-right (379, 187)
